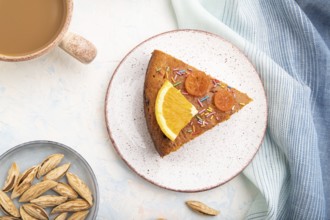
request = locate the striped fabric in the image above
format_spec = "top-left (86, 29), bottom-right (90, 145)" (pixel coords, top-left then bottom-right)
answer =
top-left (171, 0), bottom-right (330, 219)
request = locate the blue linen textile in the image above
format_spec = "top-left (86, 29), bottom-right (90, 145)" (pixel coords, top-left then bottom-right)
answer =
top-left (171, 0), bottom-right (330, 219)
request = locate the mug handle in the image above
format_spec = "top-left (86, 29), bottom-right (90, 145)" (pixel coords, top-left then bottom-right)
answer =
top-left (59, 32), bottom-right (97, 64)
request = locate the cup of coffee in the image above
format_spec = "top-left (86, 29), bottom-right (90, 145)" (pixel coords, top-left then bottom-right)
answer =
top-left (0, 0), bottom-right (97, 64)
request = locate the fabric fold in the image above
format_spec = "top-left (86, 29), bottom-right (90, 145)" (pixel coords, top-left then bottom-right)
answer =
top-left (171, 0), bottom-right (329, 219)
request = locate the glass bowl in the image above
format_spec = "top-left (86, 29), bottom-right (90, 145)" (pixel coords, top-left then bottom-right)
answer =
top-left (0, 140), bottom-right (99, 220)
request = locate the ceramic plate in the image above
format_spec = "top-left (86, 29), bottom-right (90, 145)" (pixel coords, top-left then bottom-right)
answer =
top-left (0, 140), bottom-right (99, 219)
top-left (105, 30), bottom-right (267, 192)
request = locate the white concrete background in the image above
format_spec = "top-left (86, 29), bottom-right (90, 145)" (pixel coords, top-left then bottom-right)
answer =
top-left (0, 0), bottom-right (258, 219)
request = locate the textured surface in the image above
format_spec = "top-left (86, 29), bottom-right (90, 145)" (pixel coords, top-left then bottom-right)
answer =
top-left (0, 0), bottom-right (259, 219)
top-left (106, 30), bottom-right (267, 191)
top-left (59, 32), bottom-right (97, 64)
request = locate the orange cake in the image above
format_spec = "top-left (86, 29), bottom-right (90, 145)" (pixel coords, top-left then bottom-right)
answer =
top-left (144, 50), bottom-right (252, 157)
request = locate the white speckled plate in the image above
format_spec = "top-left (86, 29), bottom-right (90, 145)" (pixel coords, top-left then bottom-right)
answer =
top-left (105, 30), bottom-right (267, 192)
top-left (0, 140), bottom-right (99, 219)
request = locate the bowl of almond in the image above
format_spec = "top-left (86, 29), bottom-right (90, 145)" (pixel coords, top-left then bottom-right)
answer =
top-left (0, 140), bottom-right (99, 220)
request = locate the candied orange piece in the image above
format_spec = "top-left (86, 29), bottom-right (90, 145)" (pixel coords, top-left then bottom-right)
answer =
top-left (214, 89), bottom-right (235, 112)
top-left (185, 71), bottom-right (210, 97)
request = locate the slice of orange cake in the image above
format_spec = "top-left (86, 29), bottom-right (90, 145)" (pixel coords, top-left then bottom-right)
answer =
top-left (144, 50), bottom-right (252, 157)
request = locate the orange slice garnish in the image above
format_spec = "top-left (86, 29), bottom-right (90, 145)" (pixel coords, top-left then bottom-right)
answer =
top-left (155, 80), bottom-right (198, 141)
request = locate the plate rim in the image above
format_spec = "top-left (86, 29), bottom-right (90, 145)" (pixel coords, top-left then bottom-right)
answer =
top-left (0, 140), bottom-right (100, 219)
top-left (105, 29), bottom-right (268, 192)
